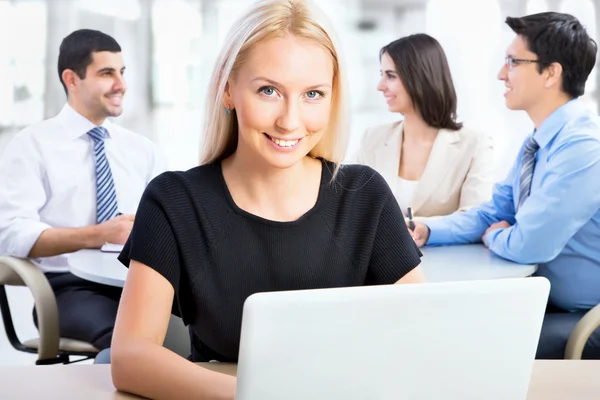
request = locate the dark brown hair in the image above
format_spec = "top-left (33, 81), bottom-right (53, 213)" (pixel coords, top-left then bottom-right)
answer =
top-left (380, 33), bottom-right (462, 130)
top-left (58, 29), bottom-right (121, 95)
top-left (506, 12), bottom-right (597, 98)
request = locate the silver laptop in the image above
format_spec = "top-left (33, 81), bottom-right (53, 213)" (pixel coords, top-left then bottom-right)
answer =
top-left (236, 277), bottom-right (550, 400)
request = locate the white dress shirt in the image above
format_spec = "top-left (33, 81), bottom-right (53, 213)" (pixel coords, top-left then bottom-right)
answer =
top-left (394, 176), bottom-right (419, 216)
top-left (0, 104), bottom-right (167, 272)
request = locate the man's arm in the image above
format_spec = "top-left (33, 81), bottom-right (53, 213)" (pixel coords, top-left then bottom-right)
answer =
top-left (0, 135), bottom-right (133, 259)
top-left (484, 137), bottom-right (600, 264)
top-left (425, 159), bottom-right (519, 245)
top-left (28, 225), bottom-right (103, 258)
top-left (0, 134), bottom-right (53, 258)
top-left (28, 215), bottom-right (134, 258)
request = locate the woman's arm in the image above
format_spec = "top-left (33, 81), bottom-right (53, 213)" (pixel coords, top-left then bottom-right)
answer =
top-left (111, 260), bottom-right (236, 400)
top-left (366, 182), bottom-right (426, 285)
top-left (395, 265), bottom-right (425, 284)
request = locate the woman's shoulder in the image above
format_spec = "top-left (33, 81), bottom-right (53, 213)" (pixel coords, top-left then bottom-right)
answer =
top-left (363, 120), bottom-right (403, 142)
top-left (145, 163), bottom-right (223, 202)
top-left (326, 161), bottom-right (392, 200)
top-left (451, 124), bottom-right (491, 145)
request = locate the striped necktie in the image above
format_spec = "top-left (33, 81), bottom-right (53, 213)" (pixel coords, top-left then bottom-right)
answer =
top-left (517, 135), bottom-right (540, 210)
top-left (87, 127), bottom-right (119, 223)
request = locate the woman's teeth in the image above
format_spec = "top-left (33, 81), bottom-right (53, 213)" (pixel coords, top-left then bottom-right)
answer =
top-left (268, 136), bottom-right (300, 147)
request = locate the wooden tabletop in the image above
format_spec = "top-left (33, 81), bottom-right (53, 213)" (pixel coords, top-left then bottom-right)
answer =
top-left (1, 361), bottom-right (598, 399)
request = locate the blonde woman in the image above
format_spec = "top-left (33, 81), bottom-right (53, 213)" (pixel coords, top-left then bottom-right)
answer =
top-left (357, 34), bottom-right (493, 221)
top-left (111, 0), bottom-right (424, 398)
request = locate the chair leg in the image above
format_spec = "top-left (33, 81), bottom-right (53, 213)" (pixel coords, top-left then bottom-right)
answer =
top-left (1, 285), bottom-right (71, 365)
top-left (36, 354), bottom-right (70, 365)
top-left (565, 303), bottom-right (600, 359)
top-left (0, 285), bottom-right (29, 352)
top-left (62, 355), bottom-right (96, 364)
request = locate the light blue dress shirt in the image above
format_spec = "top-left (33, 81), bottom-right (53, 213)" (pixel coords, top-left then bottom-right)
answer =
top-left (427, 99), bottom-right (600, 312)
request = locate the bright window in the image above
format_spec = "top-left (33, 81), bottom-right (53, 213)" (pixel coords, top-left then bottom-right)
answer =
top-left (0, 1), bottom-right (47, 128)
top-left (151, 0), bottom-right (203, 106)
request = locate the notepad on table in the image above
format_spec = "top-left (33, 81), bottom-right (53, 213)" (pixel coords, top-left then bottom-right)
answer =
top-left (101, 243), bottom-right (124, 253)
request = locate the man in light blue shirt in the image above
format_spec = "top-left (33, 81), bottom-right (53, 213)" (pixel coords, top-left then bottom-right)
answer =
top-left (411, 13), bottom-right (600, 359)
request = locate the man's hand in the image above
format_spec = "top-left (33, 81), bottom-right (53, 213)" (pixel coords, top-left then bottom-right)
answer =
top-left (96, 214), bottom-right (135, 245)
top-left (407, 221), bottom-right (430, 248)
top-left (28, 214), bottom-right (136, 258)
top-left (482, 220), bottom-right (511, 247)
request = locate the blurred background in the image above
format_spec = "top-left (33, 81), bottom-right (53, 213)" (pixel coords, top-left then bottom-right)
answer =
top-left (0, 0), bottom-right (598, 178)
top-left (0, 0), bottom-right (599, 365)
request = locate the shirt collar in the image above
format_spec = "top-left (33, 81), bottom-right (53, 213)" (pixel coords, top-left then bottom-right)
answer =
top-left (55, 103), bottom-right (115, 140)
top-left (533, 98), bottom-right (586, 149)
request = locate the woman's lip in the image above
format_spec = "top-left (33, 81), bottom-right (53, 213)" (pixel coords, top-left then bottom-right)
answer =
top-left (264, 133), bottom-right (304, 141)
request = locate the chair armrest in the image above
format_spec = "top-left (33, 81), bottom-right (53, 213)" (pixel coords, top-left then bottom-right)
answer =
top-left (565, 303), bottom-right (600, 359)
top-left (0, 256), bottom-right (60, 361)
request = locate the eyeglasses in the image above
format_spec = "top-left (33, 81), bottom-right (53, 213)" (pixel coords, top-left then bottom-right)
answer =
top-left (504, 56), bottom-right (542, 71)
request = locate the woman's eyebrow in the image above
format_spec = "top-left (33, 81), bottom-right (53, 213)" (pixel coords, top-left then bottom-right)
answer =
top-left (251, 76), bottom-right (332, 90)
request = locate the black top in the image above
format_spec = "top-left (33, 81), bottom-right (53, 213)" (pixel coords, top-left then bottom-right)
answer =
top-left (119, 159), bottom-right (422, 361)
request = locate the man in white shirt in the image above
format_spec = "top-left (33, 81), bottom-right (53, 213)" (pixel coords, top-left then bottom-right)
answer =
top-left (0, 29), bottom-right (166, 351)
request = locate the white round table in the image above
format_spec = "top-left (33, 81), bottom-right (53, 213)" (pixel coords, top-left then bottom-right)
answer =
top-left (69, 244), bottom-right (537, 288)
top-left (420, 244), bottom-right (537, 282)
top-left (69, 249), bottom-right (127, 287)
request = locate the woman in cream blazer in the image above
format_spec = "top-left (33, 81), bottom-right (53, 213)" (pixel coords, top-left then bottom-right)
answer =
top-left (357, 34), bottom-right (493, 221)
top-left (357, 121), bottom-right (493, 219)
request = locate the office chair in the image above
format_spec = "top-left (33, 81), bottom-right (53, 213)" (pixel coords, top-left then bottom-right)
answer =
top-left (0, 256), bottom-right (98, 365)
top-left (93, 314), bottom-right (191, 364)
top-left (565, 303), bottom-right (600, 359)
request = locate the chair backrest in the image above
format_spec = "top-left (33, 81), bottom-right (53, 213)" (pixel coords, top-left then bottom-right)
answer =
top-left (94, 314), bottom-right (191, 364)
top-left (163, 315), bottom-right (190, 358)
top-left (0, 259), bottom-right (27, 286)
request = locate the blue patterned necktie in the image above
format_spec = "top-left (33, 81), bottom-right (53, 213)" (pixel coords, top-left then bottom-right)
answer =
top-left (88, 127), bottom-right (119, 223)
top-left (517, 135), bottom-right (540, 210)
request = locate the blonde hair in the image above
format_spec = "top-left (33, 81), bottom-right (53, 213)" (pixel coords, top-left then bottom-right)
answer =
top-left (199, 0), bottom-right (348, 176)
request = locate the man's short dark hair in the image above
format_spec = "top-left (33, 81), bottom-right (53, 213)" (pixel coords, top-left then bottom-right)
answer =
top-left (506, 12), bottom-right (597, 98)
top-left (380, 34), bottom-right (462, 131)
top-left (58, 29), bottom-right (121, 94)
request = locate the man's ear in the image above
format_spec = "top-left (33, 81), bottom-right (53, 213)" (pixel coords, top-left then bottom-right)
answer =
top-left (62, 69), bottom-right (79, 93)
top-left (544, 62), bottom-right (563, 89)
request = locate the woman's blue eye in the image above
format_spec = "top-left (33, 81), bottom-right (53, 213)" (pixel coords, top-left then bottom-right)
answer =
top-left (306, 90), bottom-right (320, 99)
top-left (261, 87), bottom-right (276, 96)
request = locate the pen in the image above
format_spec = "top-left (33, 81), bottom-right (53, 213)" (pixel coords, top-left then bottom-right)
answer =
top-left (407, 207), bottom-right (415, 231)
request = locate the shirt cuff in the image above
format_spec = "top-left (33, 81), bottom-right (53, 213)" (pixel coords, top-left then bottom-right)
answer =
top-left (425, 218), bottom-right (451, 245)
top-left (3, 220), bottom-right (52, 258)
top-left (483, 228), bottom-right (502, 249)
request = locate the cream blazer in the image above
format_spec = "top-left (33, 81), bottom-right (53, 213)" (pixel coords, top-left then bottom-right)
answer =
top-left (355, 121), bottom-right (494, 220)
